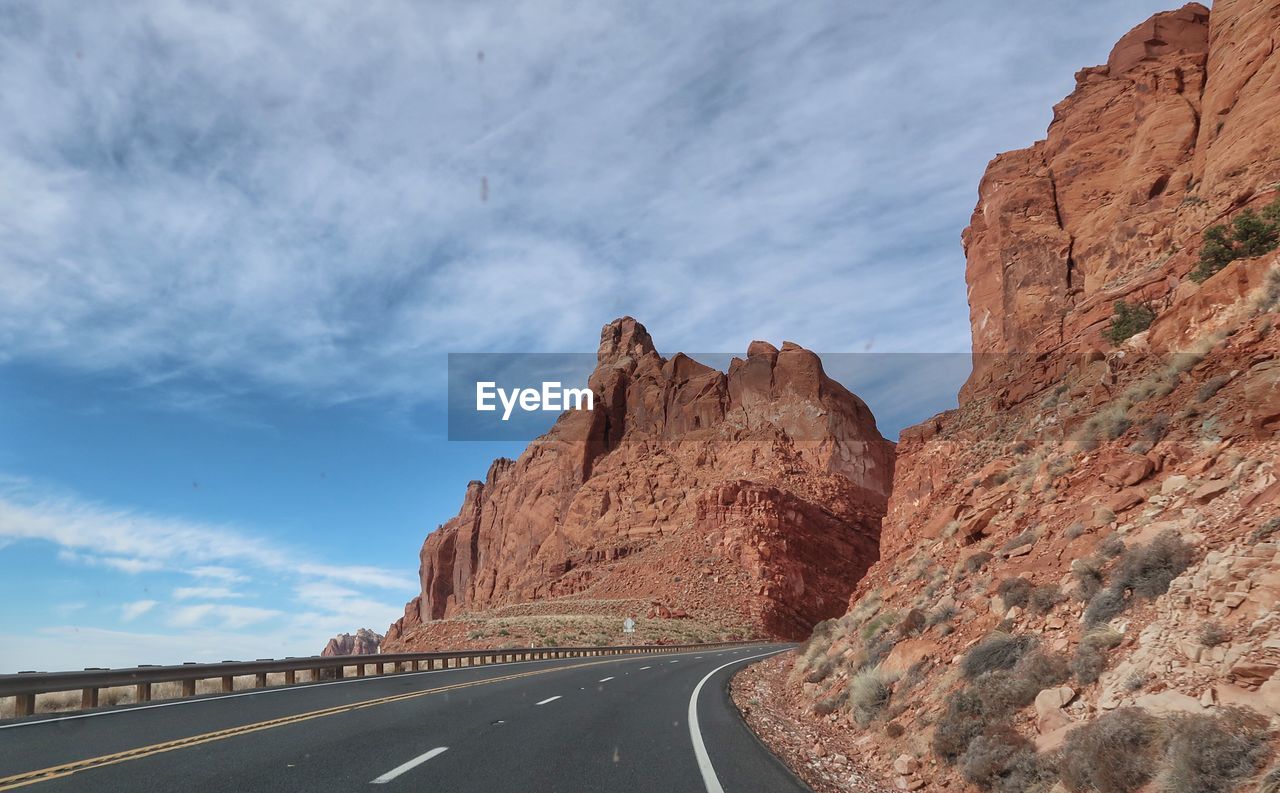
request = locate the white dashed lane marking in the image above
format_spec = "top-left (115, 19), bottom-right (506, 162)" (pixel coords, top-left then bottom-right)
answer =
top-left (535, 696), bottom-right (562, 705)
top-left (371, 746), bottom-right (448, 784)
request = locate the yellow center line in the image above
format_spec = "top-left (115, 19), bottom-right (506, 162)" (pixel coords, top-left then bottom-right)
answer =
top-left (0, 655), bottom-right (636, 790)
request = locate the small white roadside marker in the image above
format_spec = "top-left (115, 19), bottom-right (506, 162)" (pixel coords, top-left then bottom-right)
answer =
top-left (370, 747), bottom-right (448, 784)
top-left (536, 696), bottom-right (562, 705)
top-left (598, 677), bottom-right (614, 683)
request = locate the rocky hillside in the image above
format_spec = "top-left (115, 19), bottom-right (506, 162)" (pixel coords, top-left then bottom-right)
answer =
top-left (383, 318), bottom-right (895, 650)
top-left (320, 628), bottom-right (383, 656)
top-left (740, 2), bottom-right (1280, 792)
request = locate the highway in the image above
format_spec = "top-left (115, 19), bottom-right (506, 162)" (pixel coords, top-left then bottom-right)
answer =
top-left (0, 643), bottom-right (809, 793)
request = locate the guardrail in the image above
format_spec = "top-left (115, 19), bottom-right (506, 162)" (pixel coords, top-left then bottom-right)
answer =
top-left (0, 641), bottom-right (755, 719)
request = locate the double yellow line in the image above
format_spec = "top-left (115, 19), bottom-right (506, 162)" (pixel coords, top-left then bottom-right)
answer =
top-left (0, 656), bottom-right (626, 790)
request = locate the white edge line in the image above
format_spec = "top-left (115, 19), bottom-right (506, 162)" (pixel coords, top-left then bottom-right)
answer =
top-left (688, 648), bottom-right (787, 793)
top-left (370, 746), bottom-right (448, 784)
top-left (535, 695), bottom-right (562, 705)
top-left (1, 645), bottom-right (763, 730)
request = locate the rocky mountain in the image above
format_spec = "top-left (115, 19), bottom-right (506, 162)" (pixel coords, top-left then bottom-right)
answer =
top-left (320, 628), bottom-right (383, 657)
top-left (384, 318), bottom-right (895, 649)
top-left (736, 3), bottom-right (1280, 791)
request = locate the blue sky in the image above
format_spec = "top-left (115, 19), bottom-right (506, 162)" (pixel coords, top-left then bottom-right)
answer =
top-left (0, 0), bottom-right (1176, 671)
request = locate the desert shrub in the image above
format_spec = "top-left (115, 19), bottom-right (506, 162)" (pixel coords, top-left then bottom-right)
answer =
top-left (862, 611), bottom-right (898, 642)
top-left (848, 666), bottom-right (894, 725)
top-left (997, 577), bottom-right (1033, 609)
top-left (933, 688), bottom-right (990, 761)
top-left (1083, 586), bottom-right (1125, 627)
top-left (1002, 529), bottom-right (1038, 553)
top-left (804, 656), bottom-right (835, 684)
top-left (1158, 708), bottom-right (1271, 793)
top-left (963, 728), bottom-right (1056, 793)
top-left (1065, 522), bottom-right (1087, 540)
top-left (970, 650), bottom-right (1071, 715)
top-left (1249, 515), bottom-right (1280, 544)
top-left (1261, 765), bottom-right (1280, 793)
top-left (1195, 375), bottom-right (1230, 403)
top-left (1198, 622), bottom-right (1229, 648)
top-left (1075, 405), bottom-right (1134, 450)
top-left (1029, 584), bottom-right (1063, 615)
top-left (1059, 707), bottom-right (1161, 793)
top-left (1098, 534), bottom-right (1125, 559)
top-left (813, 693), bottom-right (843, 716)
top-left (927, 604), bottom-right (957, 627)
top-left (1114, 530), bottom-right (1192, 599)
top-left (1140, 413), bottom-right (1171, 445)
top-left (1071, 627), bottom-right (1123, 684)
top-left (1190, 198), bottom-right (1280, 283)
top-left (1073, 559), bottom-right (1105, 602)
top-left (962, 632), bottom-right (1036, 678)
top-left (964, 551), bottom-right (995, 573)
top-left (1105, 301), bottom-right (1156, 345)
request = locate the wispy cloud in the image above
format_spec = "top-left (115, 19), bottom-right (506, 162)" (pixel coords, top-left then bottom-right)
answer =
top-left (0, 476), bottom-right (415, 591)
top-left (0, 0), bottom-right (1176, 411)
top-left (121, 600), bottom-right (158, 621)
top-left (173, 586), bottom-right (242, 601)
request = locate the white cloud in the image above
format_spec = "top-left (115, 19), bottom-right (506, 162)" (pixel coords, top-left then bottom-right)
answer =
top-left (0, 476), bottom-right (413, 671)
top-left (168, 604), bottom-right (283, 630)
top-left (121, 600), bottom-right (158, 621)
top-left (187, 566), bottom-right (248, 584)
top-left (0, 477), bottom-right (415, 591)
top-left (0, 0), bottom-right (1178, 411)
top-left (173, 586), bottom-right (242, 600)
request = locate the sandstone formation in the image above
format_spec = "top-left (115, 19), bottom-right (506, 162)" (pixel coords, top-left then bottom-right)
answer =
top-left (384, 319), bottom-right (895, 647)
top-left (320, 628), bottom-right (382, 657)
top-left (745, 3), bottom-right (1280, 791)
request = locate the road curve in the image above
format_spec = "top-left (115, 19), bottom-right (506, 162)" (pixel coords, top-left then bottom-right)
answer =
top-left (0, 643), bottom-right (810, 793)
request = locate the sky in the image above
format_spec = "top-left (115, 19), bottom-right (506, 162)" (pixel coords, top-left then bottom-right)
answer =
top-left (0, 0), bottom-right (1178, 672)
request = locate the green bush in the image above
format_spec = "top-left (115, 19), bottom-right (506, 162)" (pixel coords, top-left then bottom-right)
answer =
top-left (1059, 707), bottom-right (1161, 793)
top-left (1190, 197), bottom-right (1280, 283)
top-left (1104, 301), bottom-right (1156, 345)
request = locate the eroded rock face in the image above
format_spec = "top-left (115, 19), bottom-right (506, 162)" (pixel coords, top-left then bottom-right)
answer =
top-left (386, 318), bottom-right (894, 643)
top-left (320, 628), bottom-right (382, 656)
top-left (752, 4), bottom-right (1280, 790)
top-left (963, 1), bottom-right (1280, 397)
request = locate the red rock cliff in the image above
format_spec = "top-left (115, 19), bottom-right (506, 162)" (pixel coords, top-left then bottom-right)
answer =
top-left (386, 318), bottom-right (895, 643)
top-left (962, 0), bottom-right (1279, 397)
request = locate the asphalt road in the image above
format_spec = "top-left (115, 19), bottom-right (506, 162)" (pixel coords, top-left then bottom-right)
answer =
top-left (0, 643), bottom-right (809, 793)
